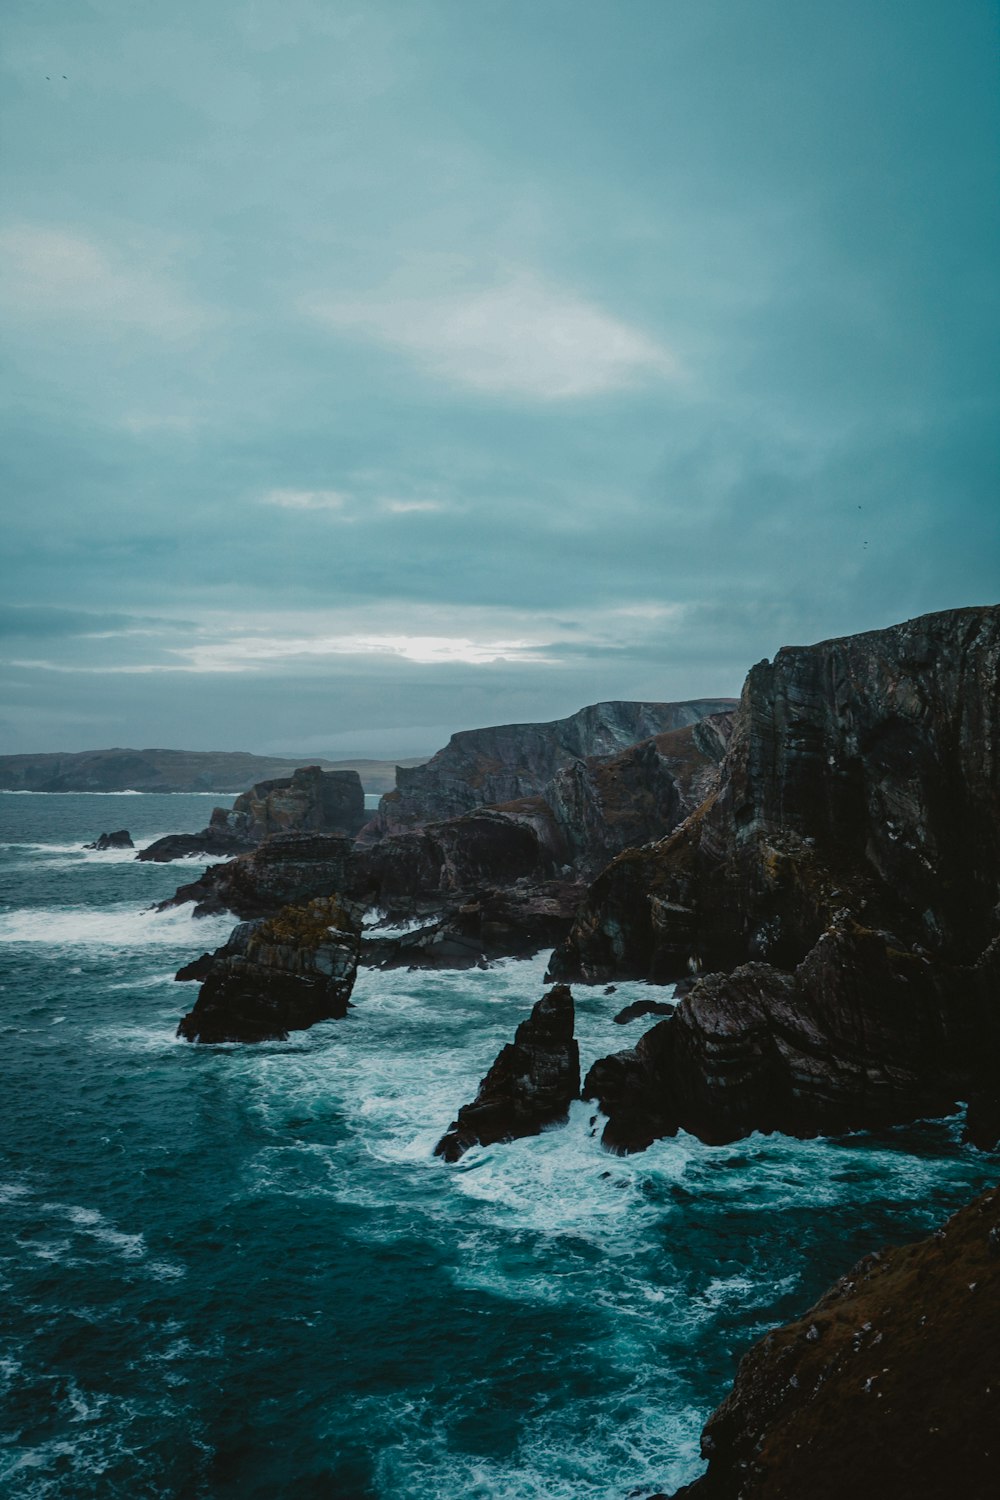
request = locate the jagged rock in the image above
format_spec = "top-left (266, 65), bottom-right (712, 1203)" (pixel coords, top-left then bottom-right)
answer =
top-left (435, 985), bottom-right (581, 1161)
top-left (361, 699), bottom-right (735, 841)
top-left (83, 829), bottom-right (133, 850)
top-left (174, 952), bottom-right (216, 983)
top-left (664, 1184), bottom-right (1000, 1500)
top-left (176, 896), bottom-right (362, 1043)
top-left (613, 997), bottom-right (675, 1025)
top-left (139, 766), bottom-right (365, 862)
top-left (553, 606), bottom-right (1000, 1150)
top-left (160, 832), bottom-right (357, 920)
top-left (586, 926), bottom-right (1000, 1154)
top-left (363, 882), bottom-right (582, 970)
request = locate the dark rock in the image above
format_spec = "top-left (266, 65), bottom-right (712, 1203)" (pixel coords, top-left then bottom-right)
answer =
top-left (174, 952), bottom-right (216, 983)
top-left (664, 1184), bottom-right (1000, 1500)
top-left (177, 896), bottom-right (362, 1043)
top-left (361, 699), bottom-right (736, 841)
top-left (434, 985), bottom-right (581, 1161)
top-left (138, 765), bottom-right (365, 862)
top-left (613, 997), bottom-right (676, 1025)
top-left (556, 606), bottom-right (1000, 1150)
top-left (83, 829), bottom-right (133, 850)
top-left (160, 832), bottom-right (358, 920)
top-left (363, 882), bottom-right (582, 970)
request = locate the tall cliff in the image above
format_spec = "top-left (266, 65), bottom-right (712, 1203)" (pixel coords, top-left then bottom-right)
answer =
top-left (359, 698), bottom-right (736, 840)
top-left (550, 606), bottom-right (1000, 1150)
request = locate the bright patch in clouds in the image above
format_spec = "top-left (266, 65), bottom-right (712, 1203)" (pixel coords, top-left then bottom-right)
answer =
top-left (309, 271), bottom-right (679, 400)
top-left (261, 488), bottom-right (350, 511)
top-left (0, 224), bottom-right (202, 338)
top-left (181, 633), bottom-right (555, 671)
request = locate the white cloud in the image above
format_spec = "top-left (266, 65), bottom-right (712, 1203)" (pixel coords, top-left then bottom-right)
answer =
top-left (260, 488), bottom-right (350, 511)
top-left (380, 498), bottom-right (446, 514)
top-left (307, 270), bottom-right (680, 400)
top-left (179, 632), bottom-right (556, 671)
top-left (0, 224), bottom-right (204, 339)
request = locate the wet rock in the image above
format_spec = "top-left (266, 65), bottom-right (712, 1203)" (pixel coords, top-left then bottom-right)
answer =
top-left (613, 997), bottom-right (676, 1025)
top-left (434, 985), bottom-right (581, 1161)
top-left (83, 829), bottom-right (134, 850)
top-left (174, 951), bottom-right (216, 982)
top-left (664, 1184), bottom-right (1000, 1500)
top-left (177, 895), bottom-right (362, 1044)
top-left (363, 882), bottom-right (582, 971)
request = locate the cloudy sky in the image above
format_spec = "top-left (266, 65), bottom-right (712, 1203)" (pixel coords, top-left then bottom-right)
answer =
top-left (1, 0), bottom-right (997, 758)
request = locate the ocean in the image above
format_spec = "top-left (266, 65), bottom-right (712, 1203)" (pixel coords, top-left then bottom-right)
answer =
top-left (1, 792), bottom-right (994, 1499)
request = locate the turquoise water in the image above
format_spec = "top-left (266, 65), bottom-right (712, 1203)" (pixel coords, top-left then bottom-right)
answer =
top-left (1, 793), bottom-right (995, 1499)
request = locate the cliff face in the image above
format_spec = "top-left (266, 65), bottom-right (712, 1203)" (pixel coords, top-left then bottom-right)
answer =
top-left (552, 606), bottom-right (1000, 1150)
top-left (360, 698), bottom-right (736, 840)
top-left (667, 1184), bottom-right (1000, 1500)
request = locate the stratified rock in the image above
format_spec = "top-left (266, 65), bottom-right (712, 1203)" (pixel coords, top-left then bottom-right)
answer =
top-left (362, 699), bottom-right (735, 841)
top-left (176, 896), bottom-right (362, 1044)
top-left (363, 882), bottom-right (582, 971)
top-left (160, 832), bottom-right (357, 919)
top-left (139, 766), bottom-right (365, 861)
top-left (435, 985), bottom-right (581, 1161)
top-left (83, 829), bottom-right (133, 850)
top-left (665, 1184), bottom-right (1000, 1500)
top-left (554, 606), bottom-right (1000, 1151)
top-left (586, 927), bottom-right (1000, 1154)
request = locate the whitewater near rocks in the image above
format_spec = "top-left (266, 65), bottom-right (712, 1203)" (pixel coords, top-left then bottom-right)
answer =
top-left (1, 790), bottom-right (996, 1498)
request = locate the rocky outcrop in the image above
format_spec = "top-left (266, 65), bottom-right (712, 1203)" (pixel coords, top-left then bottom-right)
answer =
top-left (435, 985), bottom-right (581, 1160)
top-left (159, 832), bottom-right (357, 919)
top-left (665, 1184), bottom-right (1000, 1500)
top-left (176, 896), bottom-right (362, 1043)
top-left (138, 766), bottom-right (365, 862)
top-left (553, 606), bottom-right (1000, 1150)
top-left (363, 881), bottom-right (582, 970)
top-left (362, 699), bottom-right (736, 840)
top-left (83, 829), bottom-right (133, 850)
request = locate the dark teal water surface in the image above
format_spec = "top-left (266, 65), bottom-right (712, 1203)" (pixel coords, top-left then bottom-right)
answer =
top-left (1, 793), bottom-right (995, 1498)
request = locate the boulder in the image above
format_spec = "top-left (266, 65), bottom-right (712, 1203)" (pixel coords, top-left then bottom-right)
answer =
top-left (176, 895), bottom-right (362, 1044)
top-left (435, 985), bottom-right (580, 1161)
top-left (83, 829), bottom-right (134, 850)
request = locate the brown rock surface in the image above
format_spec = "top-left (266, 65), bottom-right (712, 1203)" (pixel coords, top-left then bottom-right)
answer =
top-left (665, 1184), bottom-right (1000, 1500)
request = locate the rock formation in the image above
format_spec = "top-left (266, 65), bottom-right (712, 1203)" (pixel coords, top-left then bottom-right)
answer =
top-left (139, 766), bottom-right (365, 861)
top-left (435, 985), bottom-right (581, 1160)
top-left (83, 829), bottom-right (133, 850)
top-left (361, 698), bottom-right (736, 840)
top-left (664, 1183), bottom-right (1000, 1500)
top-left (363, 881), bottom-right (581, 970)
top-left (551, 606), bottom-right (1000, 1151)
top-left (159, 832), bottom-right (357, 919)
top-left (176, 895), bottom-right (362, 1043)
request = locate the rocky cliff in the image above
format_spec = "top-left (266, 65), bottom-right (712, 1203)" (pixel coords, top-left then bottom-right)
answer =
top-left (360, 699), bottom-right (736, 840)
top-left (159, 832), bottom-right (357, 919)
top-left (553, 606), bottom-right (1000, 1150)
top-left (665, 1183), bottom-right (1000, 1500)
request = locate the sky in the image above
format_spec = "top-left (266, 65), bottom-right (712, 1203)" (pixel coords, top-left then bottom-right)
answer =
top-left (1, 0), bottom-right (997, 758)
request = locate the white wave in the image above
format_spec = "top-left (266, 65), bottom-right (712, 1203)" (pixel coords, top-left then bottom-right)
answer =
top-left (0, 902), bottom-right (233, 949)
